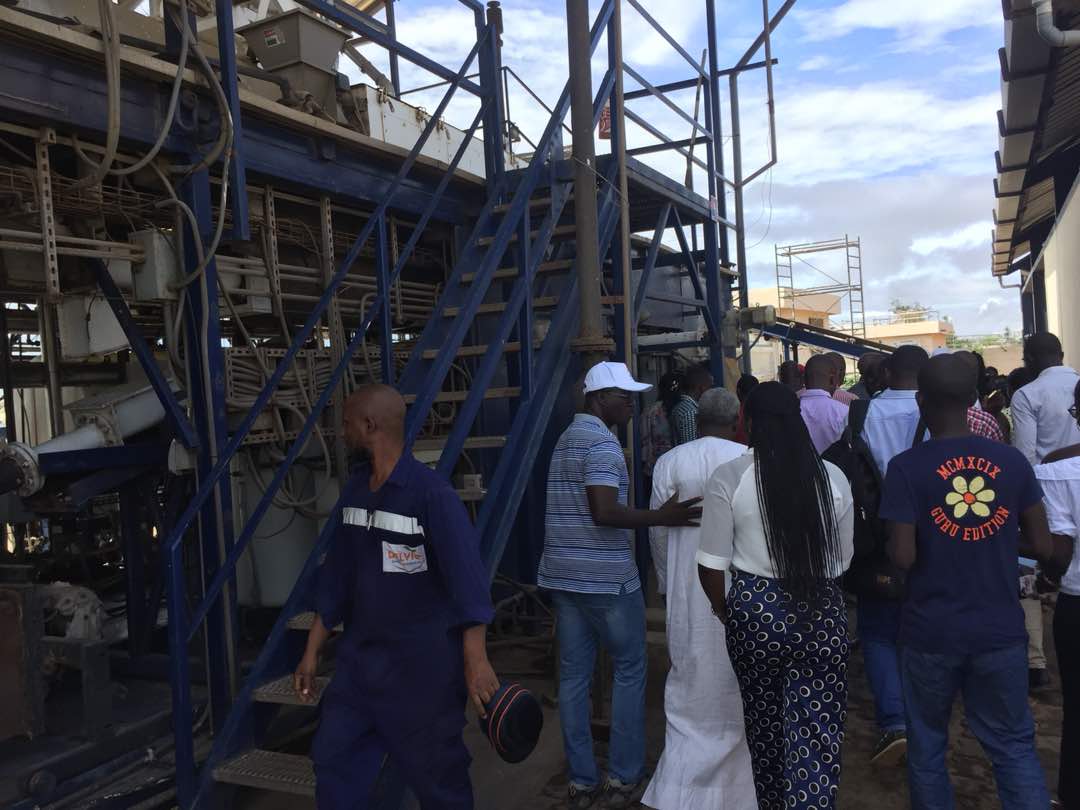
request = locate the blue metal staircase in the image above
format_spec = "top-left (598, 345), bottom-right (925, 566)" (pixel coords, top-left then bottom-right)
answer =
top-left (159, 2), bottom-right (627, 806)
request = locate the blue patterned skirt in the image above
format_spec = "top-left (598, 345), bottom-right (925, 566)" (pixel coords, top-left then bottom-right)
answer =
top-left (725, 570), bottom-right (849, 810)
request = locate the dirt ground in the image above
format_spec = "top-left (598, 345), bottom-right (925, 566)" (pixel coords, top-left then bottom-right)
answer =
top-left (480, 600), bottom-right (1064, 810)
top-left (239, 600), bottom-right (1064, 810)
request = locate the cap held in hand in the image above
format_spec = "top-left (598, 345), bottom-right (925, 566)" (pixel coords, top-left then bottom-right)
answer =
top-left (477, 682), bottom-right (543, 764)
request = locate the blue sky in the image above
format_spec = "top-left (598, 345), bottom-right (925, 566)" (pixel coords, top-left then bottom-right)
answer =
top-left (362, 0), bottom-right (1012, 336)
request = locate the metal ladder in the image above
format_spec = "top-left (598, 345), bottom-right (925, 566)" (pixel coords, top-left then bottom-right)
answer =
top-left (845, 235), bottom-right (866, 339)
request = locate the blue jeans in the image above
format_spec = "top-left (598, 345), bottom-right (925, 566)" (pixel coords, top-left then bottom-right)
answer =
top-left (901, 643), bottom-right (1049, 810)
top-left (857, 597), bottom-right (905, 733)
top-left (551, 589), bottom-right (646, 788)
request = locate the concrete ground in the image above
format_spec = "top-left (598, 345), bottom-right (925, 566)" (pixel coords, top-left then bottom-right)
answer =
top-left (239, 600), bottom-right (1064, 809)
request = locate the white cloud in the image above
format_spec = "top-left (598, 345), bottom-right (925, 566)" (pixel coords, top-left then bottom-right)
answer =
top-left (798, 55), bottom-right (839, 72)
top-left (739, 81), bottom-right (999, 186)
top-left (910, 222), bottom-right (990, 255)
top-left (796, 0), bottom-right (1000, 50)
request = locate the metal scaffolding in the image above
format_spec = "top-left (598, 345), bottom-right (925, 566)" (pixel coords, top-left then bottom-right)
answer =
top-left (775, 235), bottom-right (866, 339)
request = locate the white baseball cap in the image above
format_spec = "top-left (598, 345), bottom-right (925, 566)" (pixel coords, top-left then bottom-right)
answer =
top-left (583, 361), bottom-right (653, 394)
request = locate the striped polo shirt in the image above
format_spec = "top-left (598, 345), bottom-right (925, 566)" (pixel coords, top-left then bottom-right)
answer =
top-left (537, 413), bottom-right (640, 594)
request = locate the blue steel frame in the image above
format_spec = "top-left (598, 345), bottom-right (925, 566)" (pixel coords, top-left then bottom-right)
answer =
top-left (0, 0), bottom-right (760, 805)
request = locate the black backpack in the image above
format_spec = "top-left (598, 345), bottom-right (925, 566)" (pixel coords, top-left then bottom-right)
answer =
top-left (823, 398), bottom-right (924, 600)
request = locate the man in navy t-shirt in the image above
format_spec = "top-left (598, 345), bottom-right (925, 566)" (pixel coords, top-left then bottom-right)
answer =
top-left (880, 354), bottom-right (1054, 810)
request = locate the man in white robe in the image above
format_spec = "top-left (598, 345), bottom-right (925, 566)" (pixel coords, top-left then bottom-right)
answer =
top-left (642, 387), bottom-right (757, 810)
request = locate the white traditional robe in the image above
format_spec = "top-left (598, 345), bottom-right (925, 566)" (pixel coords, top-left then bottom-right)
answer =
top-left (642, 437), bottom-right (757, 810)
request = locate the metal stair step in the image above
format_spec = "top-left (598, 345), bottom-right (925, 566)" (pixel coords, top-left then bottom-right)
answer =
top-left (444, 295), bottom-right (620, 318)
top-left (420, 341), bottom-right (531, 360)
top-left (213, 749), bottom-right (315, 796)
top-left (476, 223), bottom-right (575, 247)
top-left (413, 435), bottom-right (508, 451)
top-left (253, 673), bottom-right (329, 706)
top-left (460, 259), bottom-right (573, 284)
top-left (286, 611), bottom-right (342, 632)
top-left (403, 387), bottom-right (521, 404)
top-left (492, 195), bottom-right (572, 214)
top-left (444, 297), bottom-right (559, 317)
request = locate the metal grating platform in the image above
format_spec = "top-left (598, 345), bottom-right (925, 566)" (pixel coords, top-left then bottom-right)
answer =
top-left (286, 611), bottom-right (342, 632)
top-left (213, 749), bottom-right (316, 796)
top-left (253, 673), bottom-right (330, 706)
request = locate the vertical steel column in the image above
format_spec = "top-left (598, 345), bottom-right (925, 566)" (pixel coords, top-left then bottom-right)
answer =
top-left (729, 73), bottom-right (751, 372)
top-left (566, 0), bottom-right (605, 369)
top-left (375, 215), bottom-right (394, 385)
top-left (168, 4), bottom-right (236, 744)
top-left (0, 305), bottom-right (13, 445)
top-left (178, 167), bottom-right (237, 733)
top-left (0, 303), bottom-right (15, 554)
top-left (609, 0), bottom-right (632, 372)
top-left (120, 486), bottom-right (145, 657)
top-left (38, 301), bottom-right (63, 437)
top-left (214, 0), bottom-right (249, 242)
top-left (703, 0), bottom-right (730, 383)
top-left (162, 16), bottom-right (197, 802)
top-left (385, 0), bottom-right (402, 96)
top-left (479, 3), bottom-right (506, 196)
top-left (321, 198), bottom-right (348, 479)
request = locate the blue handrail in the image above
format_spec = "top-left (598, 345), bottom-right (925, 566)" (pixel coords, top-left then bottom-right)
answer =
top-left (164, 30), bottom-right (487, 566)
top-left (184, 97), bottom-right (492, 640)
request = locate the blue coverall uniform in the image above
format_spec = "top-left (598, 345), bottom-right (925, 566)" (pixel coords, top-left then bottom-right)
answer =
top-left (311, 454), bottom-right (495, 810)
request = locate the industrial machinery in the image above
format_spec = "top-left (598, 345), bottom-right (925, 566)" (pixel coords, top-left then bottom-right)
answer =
top-left (0, 0), bottom-right (833, 806)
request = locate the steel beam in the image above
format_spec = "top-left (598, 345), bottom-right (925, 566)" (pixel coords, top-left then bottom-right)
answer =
top-left (89, 259), bottom-right (198, 449)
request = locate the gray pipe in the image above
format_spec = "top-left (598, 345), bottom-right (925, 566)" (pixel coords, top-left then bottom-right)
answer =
top-left (1034, 0), bottom-right (1080, 47)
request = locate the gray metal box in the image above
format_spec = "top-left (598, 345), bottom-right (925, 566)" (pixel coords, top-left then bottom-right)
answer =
top-left (130, 229), bottom-right (179, 301)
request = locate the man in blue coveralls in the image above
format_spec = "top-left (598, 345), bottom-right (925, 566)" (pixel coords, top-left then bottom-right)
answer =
top-left (293, 384), bottom-right (499, 809)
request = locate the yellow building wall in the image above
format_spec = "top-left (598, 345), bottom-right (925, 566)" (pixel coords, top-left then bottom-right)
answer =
top-left (1043, 178), bottom-right (1080, 367)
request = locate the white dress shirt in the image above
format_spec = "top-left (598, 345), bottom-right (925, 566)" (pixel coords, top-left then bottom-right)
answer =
top-left (1011, 365), bottom-right (1080, 464)
top-left (697, 454), bottom-right (854, 579)
top-left (858, 389), bottom-right (922, 477)
top-left (1035, 455), bottom-right (1080, 595)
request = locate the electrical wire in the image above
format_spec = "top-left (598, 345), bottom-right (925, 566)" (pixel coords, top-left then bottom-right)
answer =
top-left (69, 0), bottom-right (121, 191)
top-left (109, 0), bottom-right (192, 177)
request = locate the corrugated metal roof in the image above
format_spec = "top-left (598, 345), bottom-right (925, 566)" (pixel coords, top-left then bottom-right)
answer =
top-left (990, 0), bottom-right (1080, 277)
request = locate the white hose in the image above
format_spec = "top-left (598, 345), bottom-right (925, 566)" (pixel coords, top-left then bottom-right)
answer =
top-left (69, 0), bottom-right (121, 191)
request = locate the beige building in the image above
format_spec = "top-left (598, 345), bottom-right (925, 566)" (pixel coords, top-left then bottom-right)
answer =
top-left (864, 310), bottom-right (955, 354)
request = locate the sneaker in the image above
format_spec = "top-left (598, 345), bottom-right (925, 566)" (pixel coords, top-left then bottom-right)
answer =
top-left (1029, 668), bottom-right (1051, 691)
top-left (568, 784), bottom-right (601, 809)
top-left (871, 730), bottom-right (907, 766)
top-left (603, 777), bottom-right (647, 809)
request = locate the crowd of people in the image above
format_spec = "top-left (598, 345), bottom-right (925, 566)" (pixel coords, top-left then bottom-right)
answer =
top-left (540, 335), bottom-right (1079, 810)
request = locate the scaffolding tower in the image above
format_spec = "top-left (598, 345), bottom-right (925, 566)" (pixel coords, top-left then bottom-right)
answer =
top-left (775, 235), bottom-right (866, 339)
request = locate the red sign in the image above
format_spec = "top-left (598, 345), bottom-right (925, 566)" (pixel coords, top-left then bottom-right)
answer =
top-left (599, 102), bottom-right (611, 140)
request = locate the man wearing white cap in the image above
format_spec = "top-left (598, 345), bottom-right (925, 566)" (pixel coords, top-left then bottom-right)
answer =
top-left (539, 361), bottom-right (703, 809)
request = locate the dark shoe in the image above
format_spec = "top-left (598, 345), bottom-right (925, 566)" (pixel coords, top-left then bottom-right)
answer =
top-left (1029, 668), bottom-right (1051, 691)
top-left (871, 730), bottom-right (907, 766)
top-left (568, 784), bottom-right (601, 809)
top-left (603, 777), bottom-right (647, 809)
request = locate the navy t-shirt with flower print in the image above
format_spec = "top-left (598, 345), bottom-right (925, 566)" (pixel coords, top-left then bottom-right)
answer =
top-left (879, 435), bottom-right (1043, 654)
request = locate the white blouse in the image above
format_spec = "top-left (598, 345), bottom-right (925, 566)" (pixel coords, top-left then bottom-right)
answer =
top-left (1034, 455), bottom-right (1080, 596)
top-left (696, 453), bottom-right (855, 580)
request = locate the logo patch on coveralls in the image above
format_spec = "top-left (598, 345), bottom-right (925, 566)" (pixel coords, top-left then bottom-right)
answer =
top-left (382, 542), bottom-right (428, 574)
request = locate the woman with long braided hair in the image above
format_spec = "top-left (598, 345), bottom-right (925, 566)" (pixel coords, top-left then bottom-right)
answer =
top-left (697, 381), bottom-right (855, 809)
